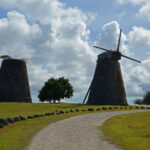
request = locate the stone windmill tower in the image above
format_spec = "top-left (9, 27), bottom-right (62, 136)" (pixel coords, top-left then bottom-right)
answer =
top-left (83, 29), bottom-right (141, 105)
top-left (0, 58), bottom-right (32, 103)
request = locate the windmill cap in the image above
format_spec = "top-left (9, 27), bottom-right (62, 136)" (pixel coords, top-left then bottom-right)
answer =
top-left (1, 59), bottom-right (26, 70)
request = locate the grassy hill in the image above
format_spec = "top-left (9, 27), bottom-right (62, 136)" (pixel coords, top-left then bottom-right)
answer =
top-left (0, 102), bottom-right (148, 150)
top-left (101, 111), bottom-right (150, 150)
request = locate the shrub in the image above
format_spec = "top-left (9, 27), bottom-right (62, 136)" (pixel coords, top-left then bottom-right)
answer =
top-left (0, 118), bottom-right (8, 125)
top-left (75, 109), bottom-right (79, 112)
top-left (7, 117), bottom-right (14, 123)
top-left (19, 116), bottom-right (26, 120)
top-left (0, 123), bottom-right (4, 128)
top-left (96, 108), bottom-right (100, 111)
top-left (114, 107), bottom-right (118, 109)
top-left (59, 111), bottom-right (64, 114)
top-left (81, 109), bottom-right (86, 111)
top-left (45, 113), bottom-right (51, 116)
top-left (134, 99), bottom-right (143, 105)
top-left (34, 115), bottom-right (40, 118)
top-left (50, 112), bottom-right (54, 115)
top-left (102, 107), bottom-right (107, 110)
top-left (27, 116), bottom-right (34, 119)
top-left (65, 111), bottom-right (69, 113)
top-left (88, 108), bottom-right (94, 111)
top-left (143, 91), bottom-right (150, 105)
top-left (14, 117), bottom-right (20, 122)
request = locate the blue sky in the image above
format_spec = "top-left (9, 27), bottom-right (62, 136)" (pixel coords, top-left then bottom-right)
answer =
top-left (0, 0), bottom-right (150, 104)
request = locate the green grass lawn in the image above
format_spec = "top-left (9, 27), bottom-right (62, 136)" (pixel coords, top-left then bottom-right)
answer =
top-left (0, 102), bottom-right (148, 150)
top-left (0, 102), bottom-right (113, 150)
top-left (100, 111), bottom-right (150, 150)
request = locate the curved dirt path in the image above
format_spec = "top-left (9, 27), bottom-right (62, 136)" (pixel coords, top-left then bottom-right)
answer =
top-left (27, 110), bottom-right (149, 150)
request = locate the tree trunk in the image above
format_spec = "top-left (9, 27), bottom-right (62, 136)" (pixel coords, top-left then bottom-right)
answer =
top-left (54, 100), bottom-right (56, 103)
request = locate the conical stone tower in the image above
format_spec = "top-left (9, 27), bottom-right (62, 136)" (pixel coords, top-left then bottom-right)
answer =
top-left (0, 59), bottom-right (32, 103)
top-left (86, 53), bottom-right (127, 105)
top-left (84, 29), bottom-right (141, 105)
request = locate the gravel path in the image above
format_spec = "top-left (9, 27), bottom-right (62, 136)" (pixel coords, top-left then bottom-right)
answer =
top-left (27, 110), bottom-right (149, 150)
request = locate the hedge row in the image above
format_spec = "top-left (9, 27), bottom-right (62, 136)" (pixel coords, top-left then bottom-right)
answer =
top-left (0, 106), bottom-right (150, 128)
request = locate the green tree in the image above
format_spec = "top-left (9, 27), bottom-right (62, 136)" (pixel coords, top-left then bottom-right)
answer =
top-left (143, 91), bottom-right (150, 105)
top-left (38, 77), bottom-right (73, 103)
top-left (134, 99), bottom-right (143, 105)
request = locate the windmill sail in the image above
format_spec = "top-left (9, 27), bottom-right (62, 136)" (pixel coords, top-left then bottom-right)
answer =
top-left (84, 29), bottom-right (140, 105)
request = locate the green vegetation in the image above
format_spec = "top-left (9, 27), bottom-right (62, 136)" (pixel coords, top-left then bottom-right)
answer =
top-left (100, 111), bottom-right (150, 150)
top-left (38, 77), bottom-right (73, 103)
top-left (134, 91), bottom-right (150, 105)
top-left (0, 103), bottom-right (149, 150)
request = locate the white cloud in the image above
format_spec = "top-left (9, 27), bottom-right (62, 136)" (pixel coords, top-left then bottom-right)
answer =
top-left (128, 26), bottom-right (150, 47)
top-left (137, 2), bottom-right (150, 21)
top-left (116, 0), bottom-right (150, 22)
top-left (116, 0), bottom-right (148, 5)
top-left (0, 0), bottom-right (149, 104)
top-left (95, 21), bottom-right (128, 54)
top-left (0, 0), bottom-right (96, 102)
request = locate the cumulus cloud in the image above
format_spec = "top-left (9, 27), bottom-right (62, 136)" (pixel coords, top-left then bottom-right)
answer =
top-left (95, 21), bottom-right (150, 104)
top-left (128, 26), bottom-right (150, 47)
top-left (0, 0), bottom-right (149, 104)
top-left (116, 0), bottom-right (150, 22)
top-left (95, 21), bottom-right (128, 55)
top-left (116, 0), bottom-right (148, 5)
top-left (0, 0), bottom-right (97, 102)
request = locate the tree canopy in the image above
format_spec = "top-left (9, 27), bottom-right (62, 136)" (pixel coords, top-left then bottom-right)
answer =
top-left (38, 77), bottom-right (73, 103)
top-left (143, 91), bottom-right (150, 105)
top-left (134, 91), bottom-right (150, 105)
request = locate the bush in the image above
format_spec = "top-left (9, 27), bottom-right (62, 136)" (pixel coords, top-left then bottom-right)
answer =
top-left (59, 111), bottom-right (64, 114)
top-left (65, 111), bottom-right (69, 113)
top-left (81, 109), bottom-right (86, 111)
top-left (19, 116), bottom-right (26, 120)
top-left (27, 116), bottom-right (34, 119)
top-left (0, 123), bottom-right (4, 128)
top-left (7, 117), bottom-right (14, 123)
top-left (75, 109), bottom-right (79, 112)
top-left (114, 107), bottom-right (118, 109)
top-left (134, 99), bottom-right (143, 105)
top-left (88, 108), bottom-right (94, 111)
top-left (14, 117), bottom-right (20, 122)
top-left (0, 118), bottom-right (8, 125)
top-left (102, 107), bottom-right (107, 110)
top-left (96, 108), bottom-right (100, 111)
top-left (34, 115), bottom-right (40, 118)
top-left (50, 112), bottom-right (54, 115)
top-left (45, 113), bottom-right (51, 116)
top-left (143, 91), bottom-right (150, 105)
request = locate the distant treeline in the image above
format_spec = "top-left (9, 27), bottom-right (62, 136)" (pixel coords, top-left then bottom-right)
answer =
top-left (134, 91), bottom-right (150, 105)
